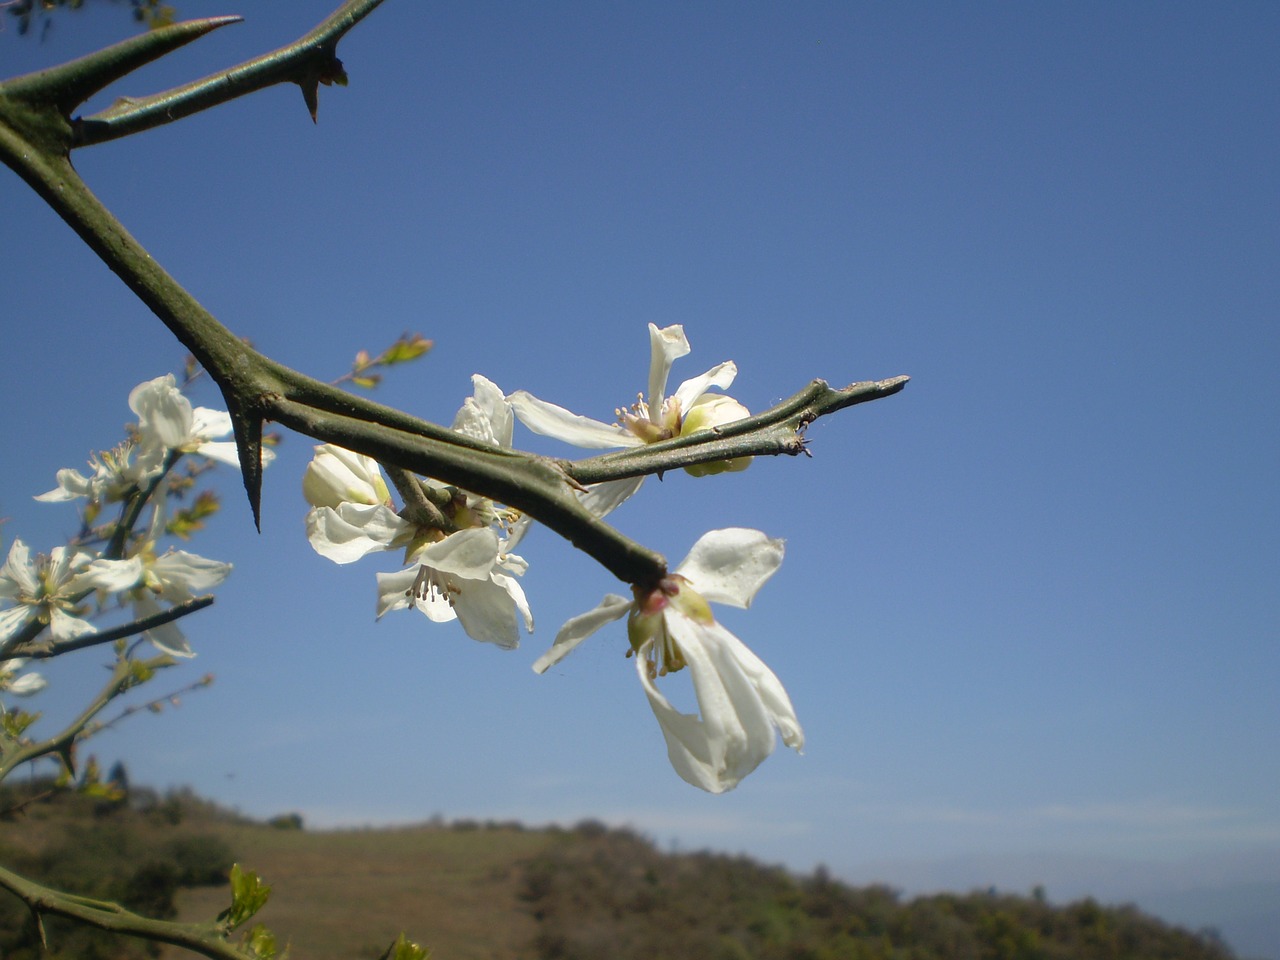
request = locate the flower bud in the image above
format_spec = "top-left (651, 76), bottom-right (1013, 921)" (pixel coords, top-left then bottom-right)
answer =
top-left (302, 445), bottom-right (392, 509)
top-left (679, 395), bottom-right (753, 477)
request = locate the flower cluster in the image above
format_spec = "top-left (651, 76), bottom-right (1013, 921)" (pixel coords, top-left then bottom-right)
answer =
top-left (307, 326), bottom-right (802, 792)
top-left (1, 375), bottom-right (242, 674)
top-left (303, 375), bottom-right (533, 649)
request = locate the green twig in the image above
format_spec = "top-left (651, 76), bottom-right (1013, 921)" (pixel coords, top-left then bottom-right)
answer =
top-left (74, 0), bottom-right (386, 145)
top-left (0, 863), bottom-right (252, 960)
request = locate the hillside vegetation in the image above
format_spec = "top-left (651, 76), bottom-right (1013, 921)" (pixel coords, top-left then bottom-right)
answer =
top-left (0, 778), bottom-right (1238, 960)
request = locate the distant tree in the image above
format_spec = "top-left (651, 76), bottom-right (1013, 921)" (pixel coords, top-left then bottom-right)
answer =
top-left (4, 0), bottom-right (176, 39)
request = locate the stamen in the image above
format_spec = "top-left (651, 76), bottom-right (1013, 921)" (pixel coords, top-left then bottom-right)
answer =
top-left (406, 566), bottom-right (458, 608)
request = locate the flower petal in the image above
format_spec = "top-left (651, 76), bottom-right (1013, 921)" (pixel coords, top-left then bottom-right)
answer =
top-left (670, 360), bottom-right (738, 415)
top-left (7, 671), bottom-right (47, 696)
top-left (149, 550), bottom-right (233, 602)
top-left (129, 375), bottom-right (192, 449)
top-left (508, 392), bottom-right (640, 449)
top-left (639, 615), bottom-right (780, 793)
top-left (190, 406), bottom-right (233, 441)
top-left (578, 476), bottom-right (645, 519)
top-left (453, 374), bottom-right (513, 447)
top-left (413, 528), bottom-right (501, 580)
top-left (647, 323), bottom-right (691, 414)
top-left (306, 503), bottom-right (409, 564)
top-left (453, 574), bottom-right (528, 649)
top-left (675, 528), bottom-right (784, 609)
top-left (532, 594), bottom-right (631, 674)
top-left (0, 540), bottom-right (36, 599)
top-left (375, 566), bottom-right (420, 619)
top-left (0, 606), bottom-right (33, 643)
top-left (135, 593), bottom-right (195, 658)
top-left (71, 555), bottom-right (144, 594)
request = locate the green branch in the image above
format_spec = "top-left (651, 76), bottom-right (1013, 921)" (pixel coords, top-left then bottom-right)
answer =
top-left (0, 0), bottom-right (907, 590)
top-left (565, 376), bottom-right (911, 485)
top-left (0, 654), bottom-right (173, 782)
top-left (19, 596), bottom-right (215, 660)
top-left (0, 863), bottom-right (252, 960)
top-left (74, 0), bottom-right (386, 145)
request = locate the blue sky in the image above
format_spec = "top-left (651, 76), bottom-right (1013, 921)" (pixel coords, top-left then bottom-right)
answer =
top-left (3, 2), bottom-right (1278, 954)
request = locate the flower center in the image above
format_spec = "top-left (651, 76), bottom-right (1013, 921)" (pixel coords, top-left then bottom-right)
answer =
top-left (407, 566), bottom-right (460, 607)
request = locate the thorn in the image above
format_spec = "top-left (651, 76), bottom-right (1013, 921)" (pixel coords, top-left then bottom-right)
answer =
top-left (228, 408), bottom-right (265, 532)
top-left (297, 54), bottom-right (348, 123)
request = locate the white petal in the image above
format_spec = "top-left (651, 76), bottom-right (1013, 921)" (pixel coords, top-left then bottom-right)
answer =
top-left (7, 671), bottom-right (47, 696)
top-left (34, 468), bottom-right (94, 502)
top-left (375, 567), bottom-right (419, 618)
top-left (0, 606), bottom-right (33, 642)
top-left (306, 504), bottom-right (409, 564)
top-left (0, 540), bottom-right (37, 598)
top-left (453, 574), bottom-right (526, 649)
top-left (135, 593), bottom-right (195, 658)
top-left (670, 360), bottom-right (738, 415)
top-left (71, 556), bottom-right (144, 595)
top-left (303, 445), bottom-right (386, 508)
top-left (195, 440), bottom-right (270, 468)
top-left (413, 528), bottom-right (500, 580)
top-left (48, 607), bottom-right (96, 643)
top-left (497, 572), bottom-right (535, 633)
top-left (453, 375), bottom-right (514, 447)
top-left (150, 551), bottom-right (232, 601)
top-left (639, 615), bottom-right (778, 793)
top-left (129, 375), bottom-right (194, 449)
top-left (190, 406), bottom-right (233, 441)
top-left (578, 476), bottom-right (645, 518)
top-left (508, 391), bottom-right (640, 449)
top-left (713, 627), bottom-right (805, 752)
top-left (675, 528), bottom-right (784, 609)
top-left (647, 323), bottom-right (691, 414)
top-left (532, 594), bottom-right (631, 674)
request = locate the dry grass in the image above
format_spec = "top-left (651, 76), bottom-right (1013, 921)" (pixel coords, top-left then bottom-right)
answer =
top-left (160, 823), bottom-right (554, 960)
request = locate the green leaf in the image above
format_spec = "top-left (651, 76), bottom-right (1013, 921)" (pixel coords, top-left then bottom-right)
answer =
top-left (378, 933), bottom-right (429, 960)
top-left (220, 863), bottom-right (272, 929)
top-left (383, 335), bottom-right (433, 365)
top-left (243, 923), bottom-right (281, 960)
top-left (1, 708), bottom-right (40, 739)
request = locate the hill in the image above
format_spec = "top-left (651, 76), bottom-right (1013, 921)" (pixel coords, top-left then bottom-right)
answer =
top-left (0, 779), bottom-right (1242, 960)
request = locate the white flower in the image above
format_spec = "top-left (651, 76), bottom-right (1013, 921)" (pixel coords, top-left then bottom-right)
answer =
top-left (508, 323), bottom-right (751, 480)
top-left (128, 374), bottom-right (274, 474)
top-left (0, 540), bottom-right (142, 644)
top-left (130, 547), bottom-right (233, 657)
top-left (34, 442), bottom-right (146, 505)
top-left (0, 658), bottom-right (47, 697)
top-left (533, 528), bottom-right (802, 793)
top-left (305, 379), bottom-right (534, 648)
top-left (375, 527), bottom-right (533, 649)
top-left (303, 445), bottom-right (413, 564)
top-left (452, 374), bottom-right (514, 448)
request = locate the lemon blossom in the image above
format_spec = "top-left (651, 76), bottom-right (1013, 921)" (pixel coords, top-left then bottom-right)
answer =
top-left (0, 658), bottom-right (47, 698)
top-left (374, 377), bottom-right (533, 647)
top-left (304, 377), bottom-right (533, 648)
top-left (533, 528), bottom-right (802, 793)
top-left (0, 540), bottom-right (142, 643)
top-left (35, 441), bottom-right (146, 505)
top-left (507, 323), bottom-right (753, 482)
top-left (375, 527), bottom-right (533, 649)
top-left (303, 445), bottom-right (413, 564)
top-left (128, 374), bottom-right (275, 475)
top-left (130, 548), bottom-right (233, 657)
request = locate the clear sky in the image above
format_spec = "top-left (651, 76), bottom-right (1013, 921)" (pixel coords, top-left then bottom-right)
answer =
top-left (3, 2), bottom-right (1278, 955)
